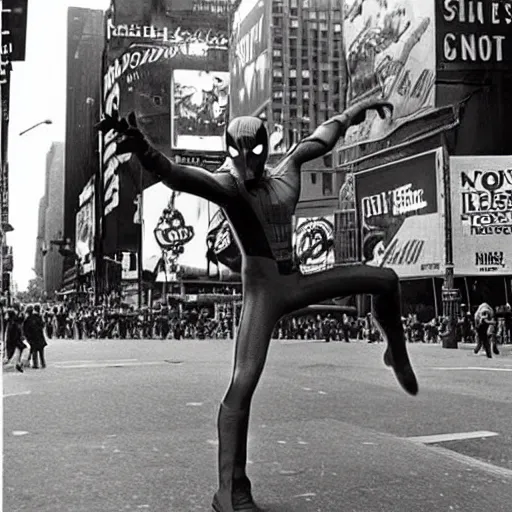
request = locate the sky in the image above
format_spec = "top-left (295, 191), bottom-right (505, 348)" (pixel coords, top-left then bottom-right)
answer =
top-left (8, 0), bottom-right (110, 291)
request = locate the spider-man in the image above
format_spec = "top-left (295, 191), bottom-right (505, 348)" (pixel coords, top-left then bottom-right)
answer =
top-left (98, 98), bottom-right (418, 512)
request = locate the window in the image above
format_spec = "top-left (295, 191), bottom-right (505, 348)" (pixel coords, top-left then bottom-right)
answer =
top-left (334, 23), bottom-right (341, 33)
top-left (290, 69), bottom-right (297, 78)
top-left (273, 49), bottom-right (282, 57)
top-left (273, 69), bottom-right (283, 77)
top-left (311, 173), bottom-right (317, 185)
top-left (322, 172), bottom-right (333, 196)
top-left (291, 19), bottom-right (299, 28)
top-left (302, 69), bottom-right (310, 78)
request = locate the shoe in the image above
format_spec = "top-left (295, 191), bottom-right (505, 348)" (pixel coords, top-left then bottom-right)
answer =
top-left (493, 347), bottom-right (500, 355)
top-left (32, 365), bottom-right (39, 369)
top-left (15, 364), bottom-right (23, 373)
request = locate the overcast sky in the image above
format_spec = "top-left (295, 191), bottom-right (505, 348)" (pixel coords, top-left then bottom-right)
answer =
top-left (8, 0), bottom-right (109, 291)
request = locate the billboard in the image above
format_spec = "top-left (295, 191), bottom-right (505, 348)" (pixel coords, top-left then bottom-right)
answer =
top-left (450, 156), bottom-right (512, 276)
top-left (437, 0), bottom-right (512, 70)
top-left (171, 69), bottom-right (229, 151)
top-left (75, 177), bottom-right (95, 275)
top-left (343, 0), bottom-right (436, 147)
top-left (142, 183), bottom-right (211, 281)
top-left (355, 148), bottom-right (444, 279)
top-left (230, 0), bottom-right (270, 117)
top-left (294, 216), bottom-right (336, 275)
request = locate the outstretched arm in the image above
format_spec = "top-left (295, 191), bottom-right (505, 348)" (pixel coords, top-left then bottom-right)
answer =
top-left (98, 112), bottom-right (234, 206)
top-left (287, 98), bottom-right (393, 167)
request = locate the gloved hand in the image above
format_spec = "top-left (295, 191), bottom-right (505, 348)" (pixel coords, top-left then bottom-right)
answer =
top-left (96, 111), bottom-right (149, 156)
top-left (349, 99), bottom-right (394, 126)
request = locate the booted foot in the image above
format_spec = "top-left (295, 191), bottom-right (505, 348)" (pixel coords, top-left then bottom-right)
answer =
top-left (493, 347), bottom-right (500, 355)
top-left (212, 479), bottom-right (262, 512)
top-left (383, 348), bottom-right (418, 396)
top-left (15, 363), bottom-right (23, 373)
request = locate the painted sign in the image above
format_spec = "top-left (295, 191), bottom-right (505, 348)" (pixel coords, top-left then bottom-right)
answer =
top-left (355, 148), bottom-right (445, 278)
top-left (143, 183), bottom-right (212, 282)
top-left (342, 0), bottom-right (436, 147)
top-left (75, 177), bottom-right (95, 274)
top-left (450, 156), bottom-right (512, 275)
top-left (230, 0), bottom-right (270, 117)
top-left (171, 69), bottom-right (229, 151)
top-left (294, 216), bottom-right (336, 274)
top-left (437, 0), bottom-right (512, 70)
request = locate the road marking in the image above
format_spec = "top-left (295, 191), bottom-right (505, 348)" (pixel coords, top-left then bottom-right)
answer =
top-left (3, 391), bottom-right (31, 398)
top-left (55, 361), bottom-right (165, 369)
top-left (433, 367), bottom-right (512, 372)
top-left (12, 431), bottom-right (29, 436)
top-left (407, 431), bottom-right (499, 444)
top-left (186, 402), bottom-right (203, 407)
top-left (427, 444), bottom-right (512, 479)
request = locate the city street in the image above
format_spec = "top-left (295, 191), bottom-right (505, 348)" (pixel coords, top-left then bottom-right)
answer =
top-left (4, 339), bottom-right (512, 512)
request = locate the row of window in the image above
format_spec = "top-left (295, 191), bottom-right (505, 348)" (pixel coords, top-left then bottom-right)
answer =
top-left (273, 49), bottom-right (342, 60)
top-left (273, 17), bottom-right (342, 32)
top-left (272, 4), bottom-right (343, 20)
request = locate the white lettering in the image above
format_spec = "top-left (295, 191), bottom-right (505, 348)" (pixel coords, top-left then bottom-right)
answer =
top-left (444, 33), bottom-right (507, 62)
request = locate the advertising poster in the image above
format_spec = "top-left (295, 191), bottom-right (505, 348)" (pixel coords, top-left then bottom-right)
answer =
top-left (343, 0), bottom-right (436, 146)
top-left (75, 177), bottom-right (95, 274)
top-left (355, 148), bottom-right (444, 279)
top-left (294, 216), bottom-right (336, 275)
top-left (142, 183), bottom-right (211, 282)
top-left (450, 156), bottom-right (512, 276)
top-left (436, 0), bottom-right (512, 70)
top-left (230, 0), bottom-right (270, 117)
top-left (171, 69), bottom-right (229, 151)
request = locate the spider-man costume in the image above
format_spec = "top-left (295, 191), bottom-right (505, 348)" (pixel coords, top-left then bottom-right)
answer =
top-left (99, 98), bottom-right (418, 512)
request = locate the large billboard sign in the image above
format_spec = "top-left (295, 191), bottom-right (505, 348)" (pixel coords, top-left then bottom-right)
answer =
top-left (142, 183), bottom-right (211, 281)
top-left (171, 69), bottom-right (229, 151)
top-left (75, 177), bottom-right (95, 274)
top-left (293, 216), bottom-right (336, 275)
top-left (355, 148), bottom-right (445, 279)
top-left (230, 0), bottom-right (270, 117)
top-left (342, 0), bottom-right (436, 147)
top-left (436, 0), bottom-right (512, 70)
top-left (450, 156), bottom-right (512, 276)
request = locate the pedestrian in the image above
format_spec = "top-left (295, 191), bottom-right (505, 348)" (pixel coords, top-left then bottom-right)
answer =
top-left (23, 304), bottom-right (48, 369)
top-left (474, 303), bottom-right (494, 359)
top-left (3, 309), bottom-right (27, 372)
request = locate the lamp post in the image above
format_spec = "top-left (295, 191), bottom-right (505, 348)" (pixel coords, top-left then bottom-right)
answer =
top-left (19, 119), bottom-right (53, 137)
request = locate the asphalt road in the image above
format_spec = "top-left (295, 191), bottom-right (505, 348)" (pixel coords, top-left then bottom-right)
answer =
top-left (3, 339), bottom-right (512, 512)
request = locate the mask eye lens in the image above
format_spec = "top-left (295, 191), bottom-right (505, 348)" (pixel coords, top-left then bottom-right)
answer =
top-left (252, 144), bottom-right (264, 155)
top-left (228, 146), bottom-right (239, 158)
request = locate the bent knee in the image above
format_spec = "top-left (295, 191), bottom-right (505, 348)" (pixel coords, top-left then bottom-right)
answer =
top-left (379, 267), bottom-right (399, 294)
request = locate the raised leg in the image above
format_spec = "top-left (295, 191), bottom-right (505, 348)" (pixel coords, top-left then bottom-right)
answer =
top-left (213, 286), bottom-right (281, 512)
top-left (287, 264), bottom-right (418, 395)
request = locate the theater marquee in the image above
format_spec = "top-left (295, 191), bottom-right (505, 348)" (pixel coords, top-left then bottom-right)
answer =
top-left (450, 156), bottom-right (512, 275)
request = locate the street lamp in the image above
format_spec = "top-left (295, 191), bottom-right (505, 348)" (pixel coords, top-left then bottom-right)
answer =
top-left (19, 119), bottom-right (53, 137)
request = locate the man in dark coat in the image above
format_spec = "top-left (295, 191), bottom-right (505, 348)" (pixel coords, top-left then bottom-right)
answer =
top-left (23, 304), bottom-right (47, 369)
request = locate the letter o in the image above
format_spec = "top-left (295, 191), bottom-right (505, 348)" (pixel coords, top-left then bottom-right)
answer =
top-left (130, 52), bottom-right (141, 68)
top-left (478, 35), bottom-right (492, 61)
top-left (481, 171), bottom-right (502, 191)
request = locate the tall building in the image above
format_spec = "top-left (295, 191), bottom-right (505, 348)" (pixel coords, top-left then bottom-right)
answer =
top-left (64, 7), bottom-right (104, 259)
top-left (100, 0), bottom-right (232, 303)
top-left (230, 0), bottom-right (345, 154)
top-left (42, 142), bottom-right (65, 297)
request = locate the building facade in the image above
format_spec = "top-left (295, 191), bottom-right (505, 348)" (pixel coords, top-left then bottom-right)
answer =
top-left (64, 8), bottom-right (104, 272)
top-left (42, 142), bottom-right (65, 297)
top-left (99, 0), bottom-right (232, 304)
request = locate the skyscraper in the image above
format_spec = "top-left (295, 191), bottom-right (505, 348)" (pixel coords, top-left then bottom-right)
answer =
top-left (64, 7), bottom-right (104, 257)
top-left (230, 0), bottom-right (346, 155)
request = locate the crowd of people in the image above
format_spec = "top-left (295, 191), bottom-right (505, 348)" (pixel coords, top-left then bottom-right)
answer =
top-left (3, 299), bottom-right (510, 371)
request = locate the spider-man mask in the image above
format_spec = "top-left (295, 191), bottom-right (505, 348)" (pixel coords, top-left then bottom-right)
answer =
top-left (226, 116), bottom-right (269, 186)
